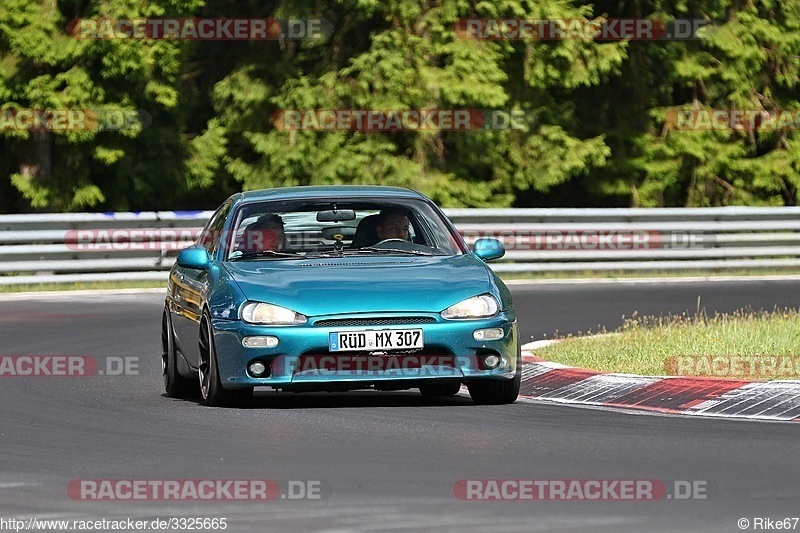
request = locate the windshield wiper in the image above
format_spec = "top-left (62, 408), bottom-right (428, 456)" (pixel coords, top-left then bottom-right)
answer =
top-left (305, 248), bottom-right (437, 259)
top-left (228, 250), bottom-right (304, 261)
top-left (356, 247), bottom-right (434, 256)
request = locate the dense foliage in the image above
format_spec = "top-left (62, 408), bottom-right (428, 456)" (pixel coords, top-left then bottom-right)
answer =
top-left (1, 0), bottom-right (799, 212)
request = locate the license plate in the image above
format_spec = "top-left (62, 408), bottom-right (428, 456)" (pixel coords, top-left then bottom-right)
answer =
top-left (329, 329), bottom-right (424, 352)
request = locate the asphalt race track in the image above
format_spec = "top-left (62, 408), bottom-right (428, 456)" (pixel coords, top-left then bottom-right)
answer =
top-left (1, 278), bottom-right (799, 532)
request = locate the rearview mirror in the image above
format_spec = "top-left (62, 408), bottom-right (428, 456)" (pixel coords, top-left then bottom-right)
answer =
top-left (317, 209), bottom-right (356, 222)
top-left (473, 238), bottom-right (505, 261)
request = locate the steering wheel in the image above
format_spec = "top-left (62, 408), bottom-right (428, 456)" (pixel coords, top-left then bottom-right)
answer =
top-left (373, 238), bottom-right (408, 246)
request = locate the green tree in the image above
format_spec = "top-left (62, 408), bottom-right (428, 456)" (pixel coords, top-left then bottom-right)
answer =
top-left (4, 0), bottom-right (800, 212)
top-left (0, 0), bottom-right (203, 211)
top-left (603, 0), bottom-right (800, 206)
top-left (192, 0), bottom-right (625, 207)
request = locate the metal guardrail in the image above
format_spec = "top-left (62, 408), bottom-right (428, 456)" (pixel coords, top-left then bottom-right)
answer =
top-left (1, 207), bottom-right (799, 285)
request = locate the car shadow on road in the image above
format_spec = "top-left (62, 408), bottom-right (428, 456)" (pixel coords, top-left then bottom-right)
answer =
top-left (252, 390), bottom-right (477, 409)
top-left (164, 390), bottom-right (478, 409)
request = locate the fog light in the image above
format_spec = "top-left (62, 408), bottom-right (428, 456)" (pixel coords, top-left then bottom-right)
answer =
top-left (249, 361), bottom-right (267, 376)
top-left (243, 336), bottom-right (279, 348)
top-left (473, 328), bottom-right (504, 341)
top-left (483, 355), bottom-right (501, 369)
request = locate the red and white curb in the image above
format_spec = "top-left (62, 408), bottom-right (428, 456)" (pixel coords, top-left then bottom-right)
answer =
top-left (519, 341), bottom-right (800, 422)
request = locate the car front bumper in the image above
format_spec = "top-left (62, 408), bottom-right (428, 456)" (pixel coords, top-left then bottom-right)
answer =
top-left (212, 311), bottom-right (519, 391)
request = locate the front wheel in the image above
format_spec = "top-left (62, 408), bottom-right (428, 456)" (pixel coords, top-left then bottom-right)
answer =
top-left (162, 307), bottom-right (197, 398)
top-left (467, 353), bottom-right (521, 405)
top-left (198, 311), bottom-right (252, 407)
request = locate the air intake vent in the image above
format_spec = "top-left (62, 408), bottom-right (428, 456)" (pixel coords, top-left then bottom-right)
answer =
top-left (300, 261), bottom-right (411, 267)
top-left (315, 317), bottom-right (436, 327)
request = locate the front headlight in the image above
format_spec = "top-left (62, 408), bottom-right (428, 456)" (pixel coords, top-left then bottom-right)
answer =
top-left (441, 294), bottom-right (499, 320)
top-left (241, 302), bottom-right (307, 325)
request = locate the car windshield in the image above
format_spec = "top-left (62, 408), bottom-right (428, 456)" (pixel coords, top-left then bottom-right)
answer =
top-left (222, 197), bottom-right (466, 260)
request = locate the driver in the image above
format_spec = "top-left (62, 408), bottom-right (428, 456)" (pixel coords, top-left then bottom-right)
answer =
top-left (375, 209), bottom-right (410, 242)
top-left (244, 214), bottom-right (286, 251)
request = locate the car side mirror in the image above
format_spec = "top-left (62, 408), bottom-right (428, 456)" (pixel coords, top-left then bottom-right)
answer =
top-left (473, 238), bottom-right (505, 261)
top-left (177, 247), bottom-right (211, 270)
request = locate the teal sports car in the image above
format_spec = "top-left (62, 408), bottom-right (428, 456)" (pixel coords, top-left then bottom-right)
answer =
top-left (161, 186), bottom-right (520, 406)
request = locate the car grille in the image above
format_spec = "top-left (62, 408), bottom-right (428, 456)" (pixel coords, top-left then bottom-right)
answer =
top-left (314, 317), bottom-right (436, 327)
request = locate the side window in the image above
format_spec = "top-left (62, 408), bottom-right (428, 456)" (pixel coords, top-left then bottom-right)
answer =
top-left (198, 202), bottom-right (232, 255)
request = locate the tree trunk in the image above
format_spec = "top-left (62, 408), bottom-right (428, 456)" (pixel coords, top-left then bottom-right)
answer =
top-left (16, 130), bottom-right (52, 212)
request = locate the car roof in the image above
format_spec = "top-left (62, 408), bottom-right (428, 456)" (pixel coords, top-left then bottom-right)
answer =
top-left (235, 185), bottom-right (425, 205)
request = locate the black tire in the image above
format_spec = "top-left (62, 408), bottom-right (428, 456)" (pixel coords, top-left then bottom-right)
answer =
top-left (198, 311), bottom-right (253, 407)
top-left (419, 381), bottom-right (462, 397)
top-left (467, 351), bottom-right (521, 405)
top-left (162, 307), bottom-right (197, 398)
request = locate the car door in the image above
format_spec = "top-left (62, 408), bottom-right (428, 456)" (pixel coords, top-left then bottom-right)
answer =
top-left (171, 202), bottom-right (231, 370)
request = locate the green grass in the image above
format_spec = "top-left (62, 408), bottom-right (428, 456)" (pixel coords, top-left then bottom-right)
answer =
top-left (0, 280), bottom-right (165, 293)
top-left (534, 308), bottom-right (800, 379)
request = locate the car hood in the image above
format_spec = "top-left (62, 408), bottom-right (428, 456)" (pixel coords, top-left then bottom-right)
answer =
top-left (223, 254), bottom-right (492, 316)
